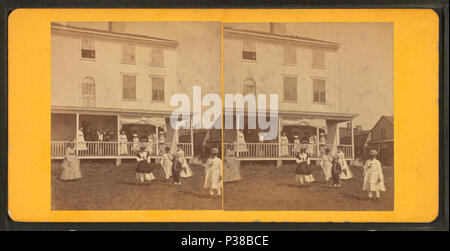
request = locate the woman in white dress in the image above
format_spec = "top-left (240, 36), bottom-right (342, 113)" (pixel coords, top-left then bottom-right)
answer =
top-left (236, 130), bottom-right (248, 157)
top-left (280, 132), bottom-right (289, 157)
top-left (177, 144), bottom-right (193, 178)
top-left (76, 127), bottom-right (88, 153)
top-left (131, 133), bottom-right (139, 154)
top-left (320, 148), bottom-right (333, 182)
top-left (223, 144), bottom-right (241, 183)
top-left (338, 148), bottom-right (354, 179)
top-left (60, 142), bottom-right (82, 181)
top-left (146, 134), bottom-right (154, 155)
top-left (119, 131), bottom-right (128, 155)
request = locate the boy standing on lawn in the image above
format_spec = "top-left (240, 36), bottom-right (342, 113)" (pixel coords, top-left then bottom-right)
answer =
top-left (172, 152), bottom-right (183, 185)
top-left (362, 150), bottom-right (386, 200)
top-left (331, 155), bottom-right (343, 188)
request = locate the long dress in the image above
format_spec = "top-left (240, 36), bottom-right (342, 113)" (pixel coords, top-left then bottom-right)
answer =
top-left (161, 153), bottom-right (173, 179)
top-left (119, 134), bottom-right (128, 155)
top-left (293, 138), bottom-right (301, 155)
top-left (132, 136), bottom-right (139, 154)
top-left (320, 154), bottom-right (333, 181)
top-left (76, 129), bottom-right (88, 151)
top-left (60, 147), bottom-right (82, 180)
top-left (146, 137), bottom-right (154, 155)
top-left (178, 149), bottom-right (193, 178)
top-left (223, 149), bottom-right (241, 182)
top-left (280, 136), bottom-right (289, 156)
top-left (236, 131), bottom-right (248, 154)
top-left (338, 151), bottom-right (354, 179)
top-left (135, 151), bottom-right (155, 182)
top-left (204, 156), bottom-right (222, 189)
top-left (306, 136), bottom-right (315, 156)
top-left (362, 159), bottom-right (386, 192)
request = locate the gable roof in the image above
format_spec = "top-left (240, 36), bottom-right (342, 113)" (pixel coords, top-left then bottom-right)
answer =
top-left (371, 115), bottom-right (394, 131)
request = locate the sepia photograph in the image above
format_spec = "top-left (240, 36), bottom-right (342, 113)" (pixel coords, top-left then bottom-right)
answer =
top-left (50, 22), bottom-right (223, 210)
top-left (221, 23), bottom-right (394, 211)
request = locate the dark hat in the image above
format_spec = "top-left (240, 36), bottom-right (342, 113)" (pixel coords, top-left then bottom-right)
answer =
top-left (369, 150), bottom-right (378, 156)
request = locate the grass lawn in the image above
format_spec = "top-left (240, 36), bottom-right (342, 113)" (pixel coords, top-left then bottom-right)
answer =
top-left (51, 160), bottom-right (222, 210)
top-left (224, 161), bottom-right (394, 211)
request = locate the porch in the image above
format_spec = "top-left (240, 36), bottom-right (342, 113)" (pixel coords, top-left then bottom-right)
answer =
top-left (51, 141), bottom-right (193, 159)
top-left (223, 110), bottom-right (358, 161)
top-left (51, 107), bottom-right (195, 161)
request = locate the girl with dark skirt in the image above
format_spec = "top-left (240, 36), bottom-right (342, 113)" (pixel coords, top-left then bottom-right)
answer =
top-left (295, 149), bottom-right (314, 185)
top-left (135, 146), bottom-right (155, 184)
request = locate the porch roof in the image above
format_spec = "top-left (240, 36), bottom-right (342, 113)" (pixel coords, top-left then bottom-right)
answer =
top-left (51, 105), bottom-right (193, 117)
top-left (223, 108), bottom-right (358, 121)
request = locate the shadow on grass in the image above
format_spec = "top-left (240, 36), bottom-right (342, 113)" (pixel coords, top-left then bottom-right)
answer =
top-left (339, 192), bottom-right (368, 201)
top-left (178, 189), bottom-right (218, 199)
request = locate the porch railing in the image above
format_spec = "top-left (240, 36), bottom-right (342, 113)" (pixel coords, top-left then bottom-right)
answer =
top-left (51, 141), bottom-right (193, 158)
top-left (224, 143), bottom-right (354, 159)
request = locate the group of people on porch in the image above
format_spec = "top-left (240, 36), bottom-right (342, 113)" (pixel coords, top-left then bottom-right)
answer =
top-left (236, 129), bottom-right (329, 158)
top-left (119, 130), bottom-right (167, 155)
top-left (75, 126), bottom-right (170, 156)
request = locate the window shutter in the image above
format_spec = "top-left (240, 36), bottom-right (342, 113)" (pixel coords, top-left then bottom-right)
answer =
top-left (283, 76), bottom-right (297, 102)
top-left (123, 75), bottom-right (136, 100)
top-left (152, 77), bottom-right (165, 101)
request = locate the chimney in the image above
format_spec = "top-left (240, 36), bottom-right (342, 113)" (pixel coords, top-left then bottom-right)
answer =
top-left (270, 23), bottom-right (287, 35)
top-left (109, 22), bottom-right (125, 33)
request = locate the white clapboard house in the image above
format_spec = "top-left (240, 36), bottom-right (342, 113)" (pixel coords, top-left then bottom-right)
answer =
top-left (51, 22), bottom-right (195, 163)
top-left (223, 23), bottom-right (358, 161)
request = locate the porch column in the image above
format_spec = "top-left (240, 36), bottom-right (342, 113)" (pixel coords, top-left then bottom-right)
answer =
top-left (276, 116), bottom-right (282, 168)
top-left (278, 116), bottom-right (281, 157)
top-left (350, 120), bottom-right (355, 159)
top-left (75, 113), bottom-right (79, 155)
top-left (236, 115), bottom-right (239, 157)
top-left (190, 115), bottom-right (194, 157)
top-left (316, 127), bottom-right (320, 157)
top-left (155, 125), bottom-right (159, 155)
top-left (116, 115), bottom-right (121, 165)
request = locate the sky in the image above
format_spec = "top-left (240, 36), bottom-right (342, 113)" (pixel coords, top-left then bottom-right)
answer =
top-left (225, 23), bottom-right (394, 130)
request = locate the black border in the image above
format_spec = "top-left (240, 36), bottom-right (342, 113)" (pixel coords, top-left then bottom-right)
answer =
top-left (0, 1), bottom-right (448, 231)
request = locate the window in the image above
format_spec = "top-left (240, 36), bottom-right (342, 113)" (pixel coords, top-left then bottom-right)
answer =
top-left (81, 77), bottom-right (95, 107)
top-left (242, 40), bottom-right (256, 60)
top-left (283, 76), bottom-right (297, 102)
top-left (313, 79), bottom-right (326, 104)
top-left (312, 48), bottom-right (325, 68)
top-left (152, 76), bottom-right (165, 101)
top-left (81, 38), bottom-right (95, 59)
top-left (122, 43), bottom-right (136, 64)
top-left (283, 46), bottom-right (297, 65)
top-left (381, 128), bottom-right (386, 139)
top-left (122, 74), bottom-right (136, 100)
top-left (243, 78), bottom-right (256, 96)
top-left (151, 47), bottom-right (164, 66)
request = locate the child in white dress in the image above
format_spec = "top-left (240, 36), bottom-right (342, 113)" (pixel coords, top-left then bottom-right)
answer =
top-left (363, 150), bottom-right (386, 200)
top-left (204, 148), bottom-right (223, 197)
top-left (161, 146), bottom-right (173, 181)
